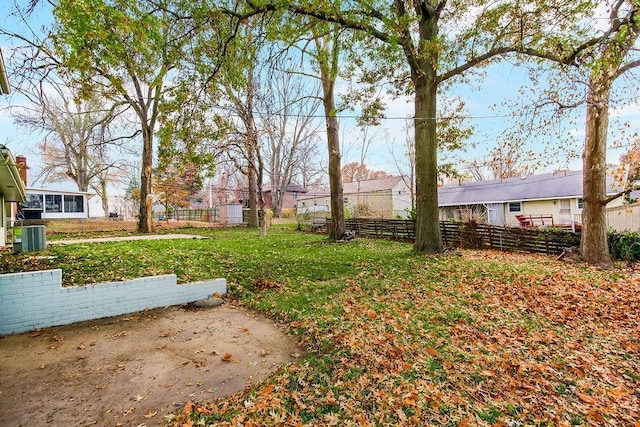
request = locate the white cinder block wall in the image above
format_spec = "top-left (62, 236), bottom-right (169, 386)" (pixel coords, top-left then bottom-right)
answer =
top-left (0, 269), bottom-right (226, 335)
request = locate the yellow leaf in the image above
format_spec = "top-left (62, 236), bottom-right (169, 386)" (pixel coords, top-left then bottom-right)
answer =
top-left (143, 410), bottom-right (157, 418)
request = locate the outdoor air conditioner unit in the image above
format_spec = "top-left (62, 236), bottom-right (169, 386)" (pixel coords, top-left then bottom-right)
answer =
top-left (13, 225), bottom-right (47, 253)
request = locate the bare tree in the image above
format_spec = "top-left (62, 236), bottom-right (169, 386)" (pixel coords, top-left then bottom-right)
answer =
top-left (259, 65), bottom-right (322, 217)
top-left (12, 75), bottom-right (129, 217)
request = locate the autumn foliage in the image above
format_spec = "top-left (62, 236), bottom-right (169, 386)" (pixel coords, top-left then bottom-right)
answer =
top-left (169, 248), bottom-right (640, 426)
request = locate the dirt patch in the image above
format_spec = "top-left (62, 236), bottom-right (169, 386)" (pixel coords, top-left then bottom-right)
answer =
top-left (0, 303), bottom-right (299, 426)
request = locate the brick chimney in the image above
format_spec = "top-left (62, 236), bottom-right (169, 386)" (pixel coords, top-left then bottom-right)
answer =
top-left (15, 155), bottom-right (27, 186)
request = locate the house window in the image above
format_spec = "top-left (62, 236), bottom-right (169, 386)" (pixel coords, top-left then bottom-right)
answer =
top-left (577, 198), bottom-right (584, 209)
top-left (302, 201), bottom-right (306, 207)
top-left (508, 202), bottom-right (522, 213)
top-left (45, 194), bottom-right (62, 213)
top-left (22, 194), bottom-right (43, 210)
top-left (64, 195), bottom-right (85, 213)
top-left (293, 192), bottom-right (297, 199)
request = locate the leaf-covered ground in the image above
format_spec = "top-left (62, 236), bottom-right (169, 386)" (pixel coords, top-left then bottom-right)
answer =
top-left (169, 234), bottom-right (639, 426)
top-left (1, 228), bottom-right (638, 425)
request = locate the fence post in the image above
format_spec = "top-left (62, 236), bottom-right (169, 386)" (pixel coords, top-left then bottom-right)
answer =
top-left (488, 225), bottom-right (493, 249)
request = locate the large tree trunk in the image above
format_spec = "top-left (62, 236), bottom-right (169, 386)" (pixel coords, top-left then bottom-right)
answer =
top-left (581, 77), bottom-right (613, 268)
top-left (412, 9), bottom-right (442, 253)
top-left (138, 126), bottom-right (154, 233)
top-left (320, 70), bottom-right (345, 240)
top-left (413, 73), bottom-right (441, 253)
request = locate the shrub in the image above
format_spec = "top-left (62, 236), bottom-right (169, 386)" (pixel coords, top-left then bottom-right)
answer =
top-left (608, 230), bottom-right (640, 262)
top-left (281, 208), bottom-right (296, 219)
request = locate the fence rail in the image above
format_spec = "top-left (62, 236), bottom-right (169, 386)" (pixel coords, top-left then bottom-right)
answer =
top-left (170, 209), bottom-right (218, 222)
top-left (327, 218), bottom-right (580, 255)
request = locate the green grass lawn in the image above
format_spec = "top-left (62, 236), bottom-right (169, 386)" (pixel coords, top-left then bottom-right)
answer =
top-left (2, 227), bottom-right (638, 426)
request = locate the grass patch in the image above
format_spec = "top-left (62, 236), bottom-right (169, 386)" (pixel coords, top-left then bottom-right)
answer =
top-left (2, 226), bottom-right (638, 426)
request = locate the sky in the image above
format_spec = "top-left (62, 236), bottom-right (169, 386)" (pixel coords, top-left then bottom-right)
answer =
top-left (1, 1), bottom-right (640, 216)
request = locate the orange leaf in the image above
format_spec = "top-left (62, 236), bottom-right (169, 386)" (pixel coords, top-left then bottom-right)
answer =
top-left (261, 385), bottom-right (275, 395)
top-left (181, 401), bottom-right (194, 417)
top-left (606, 387), bottom-right (625, 398)
top-left (578, 393), bottom-right (596, 404)
top-left (403, 397), bottom-right (416, 406)
top-left (221, 352), bottom-right (233, 362)
top-left (457, 419), bottom-right (470, 427)
top-left (426, 347), bottom-right (438, 356)
top-left (366, 310), bottom-right (376, 320)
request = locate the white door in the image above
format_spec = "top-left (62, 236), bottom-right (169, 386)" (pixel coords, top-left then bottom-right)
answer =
top-left (558, 199), bottom-right (571, 225)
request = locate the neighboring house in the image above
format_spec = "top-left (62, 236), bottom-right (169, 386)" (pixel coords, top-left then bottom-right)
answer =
top-left (20, 187), bottom-right (92, 220)
top-left (263, 184), bottom-right (308, 212)
top-left (297, 176), bottom-right (413, 219)
top-left (438, 170), bottom-right (623, 229)
top-left (0, 145), bottom-right (27, 246)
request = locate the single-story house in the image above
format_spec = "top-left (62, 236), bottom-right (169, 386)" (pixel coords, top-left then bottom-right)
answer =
top-left (0, 145), bottom-right (27, 246)
top-left (19, 187), bottom-right (92, 220)
top-left (438, 170), bottom-right (623, 229)
top-left (297, 176), bottom-right (413, 219)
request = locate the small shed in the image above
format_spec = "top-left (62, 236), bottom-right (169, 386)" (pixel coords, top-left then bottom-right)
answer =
top-left (218, 203), bottom-right (243, 224)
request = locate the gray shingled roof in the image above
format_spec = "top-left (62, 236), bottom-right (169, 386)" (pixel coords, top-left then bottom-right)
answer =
top-left (438, 170), bottom-right (618, 206)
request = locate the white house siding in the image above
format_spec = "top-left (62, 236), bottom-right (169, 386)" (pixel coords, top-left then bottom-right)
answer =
top-left (606, 203), bottom-right (640, 231)
top-left (391, 181), bottom-right (413, 218)
top-left (504, 199), bottom-right (581, 227)
top-left (347, 190), bottom-right (391, 217)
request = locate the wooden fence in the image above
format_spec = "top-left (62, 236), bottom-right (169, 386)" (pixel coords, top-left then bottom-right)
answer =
top-left (171, 208), bottom-right (218, 222)
top-left (327, 218), bottom-right (580, 255)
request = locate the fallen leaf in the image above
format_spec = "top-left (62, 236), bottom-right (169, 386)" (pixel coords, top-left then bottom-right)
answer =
top-left (403, 397), bottom-right (416, 406)
top-left (221, 352), bottom-right (233, 362)
top-left (578, 393), bottom-right (596, 404)
top-left (426, 347), bottom-right (438, 356)
top-left (181, 401), bottom-right (194, 417)
top-left (144, 410), bottom-right (157, 418)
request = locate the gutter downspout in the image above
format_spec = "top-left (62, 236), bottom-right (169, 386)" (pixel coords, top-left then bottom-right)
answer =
top-left (0, 48), bottom-right (10, 95)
